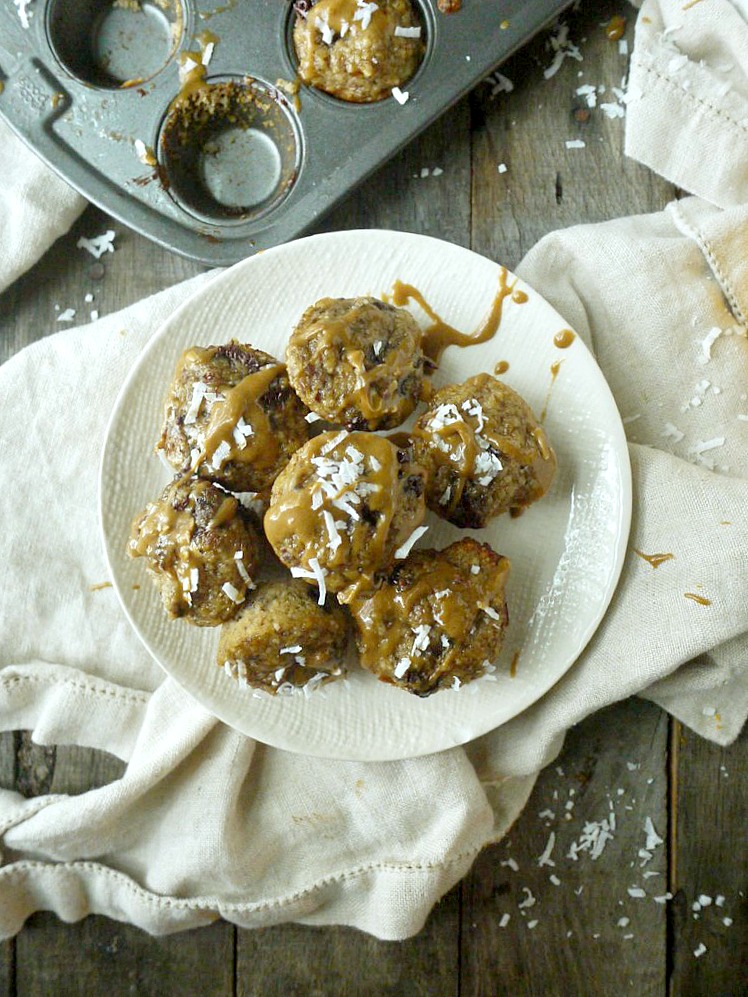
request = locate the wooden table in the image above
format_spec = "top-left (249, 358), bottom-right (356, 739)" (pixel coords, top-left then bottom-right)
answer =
top-left (1, 3), bottom-right (745, 993)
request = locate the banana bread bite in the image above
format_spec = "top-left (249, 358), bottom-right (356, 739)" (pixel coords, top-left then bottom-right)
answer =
top-left (293, 0), bottom-right (425, 103)
top-left (128, 476), bottom-right (261, 626)
top-left (264, 430), bottom-right (426, 603)
top-left (156, 341), bottom-right (309, 494)
top-left (412, 373), bottom-right (556, 528)
top-left (218, 579), bottom-right (349, 695)
top-left (349, 538), bottom-right (510, 695)
top-left (286, 296), bottom-right (425, 431)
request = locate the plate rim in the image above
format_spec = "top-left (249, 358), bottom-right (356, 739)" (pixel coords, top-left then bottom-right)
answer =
top-left (99, 228), bottom-right (633, 760)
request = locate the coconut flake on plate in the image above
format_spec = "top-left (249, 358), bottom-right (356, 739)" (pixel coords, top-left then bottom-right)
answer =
top-left (391, 86), bottom-right (409, 105)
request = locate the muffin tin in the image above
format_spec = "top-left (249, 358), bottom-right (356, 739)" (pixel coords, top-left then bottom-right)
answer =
top-left (0, 0), bottom-right (571, 265)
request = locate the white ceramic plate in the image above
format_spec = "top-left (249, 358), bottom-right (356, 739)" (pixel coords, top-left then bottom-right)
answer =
top-left (100, 230), bottom-right (631, 761)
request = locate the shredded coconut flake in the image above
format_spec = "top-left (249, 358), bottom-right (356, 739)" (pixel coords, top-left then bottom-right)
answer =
top-left (644, 816), bottom-right (664, 851)
top-left (77, 231), bottom-right (115, 259)
top-left (691, 437), bottom-right (725, 455)
top-left (565, 139), bottom-right (586, 149)
top-left (394, 657), bottom-right (411, 679)
top-left (308, 556), bottom-right (327, 605)
top-left (537, 831), bottom-right (556, 867)
top-left (14, 0), bottom-right (34, 29)
top-left (543, 22), bottom-right (583, 79)
top-left (394, 525), bottom-right (428, 559)
top-left (518, 887), bottom-right (536, 909)
top-left (391, 86), bottom-right (409, 105)
top-left (394, 25), bottom-right (421, 38)
top-left (280, 645), bottom-right (303, 655)
top-left (662, 422), bottom-right (685, 443)
top-left (221, 581), bottom-right (243, 604)
top-left (57, 308), bottom-right (76, 322)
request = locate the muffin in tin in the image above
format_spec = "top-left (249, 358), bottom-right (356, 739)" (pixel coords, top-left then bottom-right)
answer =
top-left (349, 537), bottom-right (510, 695)
top-left (156, 341), bottom-right (309, 494)
top-left (264, 430), bottom-right (426, 602)
top-left (293, 0), bottom-right (425, 103)
top-left (286, 296), bottom-right (426, 430)
top-left (128, 476), bottom-right (262, 626)
top-left (412, 373), bottom-right (556, 528)
top-left (218, 579), bottom-right (349, 695)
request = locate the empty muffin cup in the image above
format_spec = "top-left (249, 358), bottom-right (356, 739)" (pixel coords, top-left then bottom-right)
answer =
top-left (158, 76), bottom-right (302, 224)
top-left (47, 0), bottom-right (185, 89)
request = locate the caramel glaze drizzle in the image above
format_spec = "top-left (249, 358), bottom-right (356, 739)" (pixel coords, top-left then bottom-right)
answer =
top-left (264, 432), bottom-right (414, 603)
top-left (633, 549), bottom-right (675, 569)
top-left (177, 346), bottom-right (283, 474)
top-left (411, 372), bottom-right (555, 519)
top-left (129, 482), bottom-right (205, 603)
top-left (129, 481), bottom-right (245, 608)
top-left (554, 329), bottom-right (575, 349)
top-left (540, 359), bottom-right (564, 423)
top-left (494, 360), bottom-right (510, 375)
top-left (391, 267), bottom-right (517, 368)
top-left (510, 649), bottom-right (520, 678)
top-left (291, 308), bottom-right (420, 426)
top-left (311, 0), bottom-right (387, 33)
top-left (351, 556), bottom-right (510, 680)
top-left (684, 592), bottom-right (711, 606)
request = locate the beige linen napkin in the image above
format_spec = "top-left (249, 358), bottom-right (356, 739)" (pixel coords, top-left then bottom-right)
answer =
top-left (0, 1), bottom-right (746, 940)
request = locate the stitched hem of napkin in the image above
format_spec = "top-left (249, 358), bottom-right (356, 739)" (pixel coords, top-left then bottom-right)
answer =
top-left (0, 671), bottom-right (150, 707)
top-left (0, 849), bottom-right (486, 912)
top-left (667, 200), bottom-right (748, 326)
top-left (0, 666), bottom-right (151, 762)
top-left (633, 59), bottom-right (748, 138)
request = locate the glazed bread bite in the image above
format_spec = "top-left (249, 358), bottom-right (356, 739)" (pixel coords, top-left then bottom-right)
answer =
top-left (349, 538), bottom-right (510, 695)
top-left (264, 430), bottom-right (427, 602)
top-left (157, 341), bottom-right (309, 494)
top-left (128, 476), bottom-right (261, 626)
top-left (293, 0), bottom-right (425, 103)
top-left (286, 296), bottom-right (426, 430)
top-left (218, 579), bottom-right (349, 695)
top-left (412, 373), bottom-right (556, 528)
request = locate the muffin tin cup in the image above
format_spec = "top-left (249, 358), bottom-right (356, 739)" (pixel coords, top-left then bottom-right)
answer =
top-left (0, 0), bottom-right (573, 264)
top-left (47, 0), bottom-right (187, 90)
top-left (158, 74), bottom-right (303, 225)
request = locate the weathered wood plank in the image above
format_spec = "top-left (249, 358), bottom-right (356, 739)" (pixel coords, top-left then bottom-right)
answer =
top-left (669, 719), bottom-right (748, 996)
top-left (237, 889), bottom-right (460, 997)
top-left (461, 698), bottom-right (669, 996)
top-left (0, 202), bottom-right (205, 362)
top-left (15, 916), bottom-right (234, 997)
top-left (0, 731), bottom-right (15, 995)
top-left (470, 0), bottom-right (674, 273)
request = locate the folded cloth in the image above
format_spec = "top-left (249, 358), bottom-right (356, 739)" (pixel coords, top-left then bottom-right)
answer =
top-left (0, 2), bottom-right (747, 940)
top-left (0, 119), bottom-right (86, 295)
top-left (626, 0), bottom-right (748, 209)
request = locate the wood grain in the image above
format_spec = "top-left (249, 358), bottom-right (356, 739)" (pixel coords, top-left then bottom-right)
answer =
top-left (462, 699), bottom-right (669, 996)
top-left (0, 1), bottom-right (746, 993)
top-left (669, 718), bottom-right (748, 996)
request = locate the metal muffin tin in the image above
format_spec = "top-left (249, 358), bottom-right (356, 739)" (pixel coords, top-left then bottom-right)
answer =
top-left (0, 0), bottom-right (570, 265)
